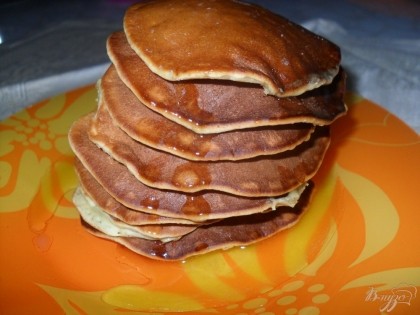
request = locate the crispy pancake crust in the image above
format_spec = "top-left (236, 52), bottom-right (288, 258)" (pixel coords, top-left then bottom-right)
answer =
top-left (101, 65), bottom-right (315, 161)
top-left (108, 31), bottom-right (346, 133)
top-left (124, 0), bottom-right (340, 97)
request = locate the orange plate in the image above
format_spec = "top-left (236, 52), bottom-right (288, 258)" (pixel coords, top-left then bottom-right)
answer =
top-left (0, 86), bottom-right (419, 315)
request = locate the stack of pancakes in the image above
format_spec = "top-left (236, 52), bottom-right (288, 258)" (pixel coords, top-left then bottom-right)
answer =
top-left (69, 0), bottom-right (346, 260)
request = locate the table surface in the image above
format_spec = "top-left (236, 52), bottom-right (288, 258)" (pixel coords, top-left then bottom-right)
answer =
top-left (0, 0), bottom-right (419, 132)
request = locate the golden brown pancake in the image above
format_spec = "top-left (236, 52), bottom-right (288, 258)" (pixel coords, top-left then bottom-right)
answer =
top-left (75, 158), bottom-right (203, 226)
top-left (74, 187), bottom-right (197, 242)
top-left (108, 31), bottom-right (346, 133)
top-left (101, 65), bottom-right (315, 161)
top-left (123, 0), bottom-right (340, 97)
top-left (69, 114), bottom-right (308, 221)
top-left (80, 182), bottom-right (312, 260)
top-left (68, 0), bottom-right (347, 261)
top-left (89, 106), bottom-right (330, 196)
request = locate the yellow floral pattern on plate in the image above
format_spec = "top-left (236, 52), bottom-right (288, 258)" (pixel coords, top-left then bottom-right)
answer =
top-left (0, 87), bottom-right (419, 314)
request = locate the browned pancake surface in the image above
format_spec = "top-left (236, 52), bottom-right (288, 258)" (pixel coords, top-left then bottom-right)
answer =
top-left (108, 31), bottom-right (346, 133)
top-left (69, 115), bottom-right (306, 221)
top-left (81, 183), bottom-right (312, 260)
top-left (124, 0), bottom-right (340, 97)
top-left (73, 186), bottom-right (198, 241)
top-left (89, 106), bottom-right (330, 196)
top-left (75, 158), bottom-right (203, 226)
top-left (102, 65), bottom-right (314, 161)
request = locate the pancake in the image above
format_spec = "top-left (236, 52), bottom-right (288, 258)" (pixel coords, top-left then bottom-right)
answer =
top-left (123, 0), bottom-right (340, 97)
top-left (69, 114), bottom-right (307, 221)
top-left (89, 105), bottom-right (330, 196)
top-left (108, 31), bottom-right (347, 134)
top-left (74, 187), bottom-right (197, 242)
top-left (75, 158), bottom-right (202, 226)
top-left (81, 182), bottom-right (313, 260)
top-left (101, 65), bottom-right (315, 161)
top-left (68, 0), bottom-right (347, 261)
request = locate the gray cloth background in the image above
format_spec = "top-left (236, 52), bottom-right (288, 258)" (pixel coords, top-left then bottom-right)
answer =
top-left (1, 0), bottom-right (419, 132)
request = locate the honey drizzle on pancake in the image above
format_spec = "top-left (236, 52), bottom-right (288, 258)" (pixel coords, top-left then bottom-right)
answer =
top-left (194, 241), bottom-right (209, 252)
top-left (174, 83), bottom-right (214, 126)
top-left (150, 241), bottom-right (169, 259)
top-left (181, 195), bottom-right (211, 216)
top-left (171, 163), bottom-right (212, 190)
top-left (140, 196), bottom-right (160, 211)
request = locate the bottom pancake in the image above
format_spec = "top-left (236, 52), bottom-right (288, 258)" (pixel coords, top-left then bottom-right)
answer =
top-left (81, 183), bottom-right (313, 260)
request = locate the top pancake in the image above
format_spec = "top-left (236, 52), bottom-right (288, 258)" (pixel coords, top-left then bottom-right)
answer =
top-left (123, 0), bottom-right (341, 97)
top-left (108, 31), bottom-right (346, 134)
